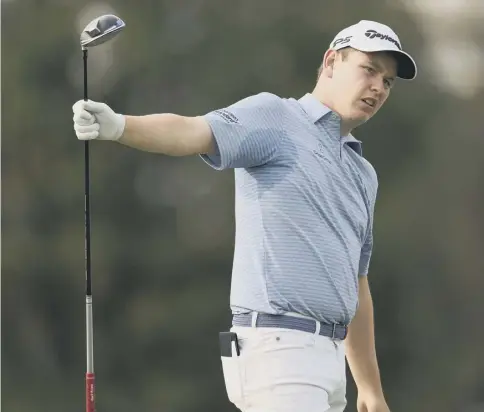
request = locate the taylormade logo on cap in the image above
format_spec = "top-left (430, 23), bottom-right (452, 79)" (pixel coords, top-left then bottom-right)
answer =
top-left (364, 29), bottom-right (401, 50)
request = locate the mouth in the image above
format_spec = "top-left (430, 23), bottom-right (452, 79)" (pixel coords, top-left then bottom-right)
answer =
top-left (361, 98), bottom-right (377, 108)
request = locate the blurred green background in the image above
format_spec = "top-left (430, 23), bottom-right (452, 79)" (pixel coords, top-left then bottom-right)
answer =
top-left (3, 1), bottom-right (484, 411)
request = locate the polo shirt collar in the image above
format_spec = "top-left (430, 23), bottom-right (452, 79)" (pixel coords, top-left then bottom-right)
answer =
top-left (343, 135), bottom-right (363, 156)
top-left (298, 93), bottom-right (363, 156)
top-left (298, 93), bottom-right (334, 123)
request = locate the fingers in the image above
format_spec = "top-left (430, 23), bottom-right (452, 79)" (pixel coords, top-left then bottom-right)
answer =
top-left (72, 99), bottom-right (106, 114)
top-left (72, 99), bottom-right (121, 141)
top-left (84, 101), bottom-right (107, 113)
top-left (74, 123), bottom-right (99, 133)
top-left (74, 122), bottom-right (100, 140)
top-left (73, 109), bottom-right (95, 125)
top-left (73, 100), bottom-right (98, 140)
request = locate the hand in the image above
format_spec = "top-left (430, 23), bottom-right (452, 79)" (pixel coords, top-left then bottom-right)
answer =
top-left (357, 392), bottom-right (391, 412)
top-left (72, 100), bottom-right (125, 141)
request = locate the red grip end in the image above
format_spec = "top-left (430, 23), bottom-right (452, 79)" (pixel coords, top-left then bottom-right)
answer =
top-left (86, 373), bottom-right (95, 412)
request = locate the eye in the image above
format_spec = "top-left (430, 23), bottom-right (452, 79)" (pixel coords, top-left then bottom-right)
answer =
top-left (364, 66), bottom-right (375, 74)
top-left (383, 79), bottom-right (393, 89)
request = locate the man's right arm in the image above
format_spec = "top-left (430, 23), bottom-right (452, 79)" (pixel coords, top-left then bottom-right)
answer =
top-left (121, 114), bottom-right (215, 156)
top-left (72, 100), bottom-right (215, 156)
top-left (72, 92), bottom-right (285, 168)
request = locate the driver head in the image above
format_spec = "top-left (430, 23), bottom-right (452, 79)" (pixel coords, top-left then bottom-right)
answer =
top-left (80, 14), bottom-right (125, 48)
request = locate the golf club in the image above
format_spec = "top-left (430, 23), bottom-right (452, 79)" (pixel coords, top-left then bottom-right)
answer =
top-left (79, 14), bottom-right (125, 412)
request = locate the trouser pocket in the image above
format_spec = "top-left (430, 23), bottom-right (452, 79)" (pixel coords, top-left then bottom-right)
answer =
top-left (219, 332), bottom-right (245, 409)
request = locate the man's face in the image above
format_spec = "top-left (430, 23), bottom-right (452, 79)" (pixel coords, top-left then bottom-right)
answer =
top-left (329, 49), bottom-right (397, 126)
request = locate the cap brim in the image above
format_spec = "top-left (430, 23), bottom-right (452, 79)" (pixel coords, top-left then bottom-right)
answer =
top-left (335, 43), bottom-right (417, 80)
top-left (387, 50), bottom-right (417, 80)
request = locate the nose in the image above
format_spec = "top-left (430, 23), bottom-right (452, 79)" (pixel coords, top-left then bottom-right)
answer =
top-left (370, 78), bottom-right (384, 94)
top-left (373, 72), bottom-right (391, 92)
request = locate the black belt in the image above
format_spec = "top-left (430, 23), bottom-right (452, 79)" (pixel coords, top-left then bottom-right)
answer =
top-left (232, 312), bottom-right (348, 340)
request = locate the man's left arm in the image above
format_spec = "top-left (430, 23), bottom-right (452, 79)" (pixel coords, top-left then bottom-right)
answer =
top-left (346, 275), bottom-right (389, 411)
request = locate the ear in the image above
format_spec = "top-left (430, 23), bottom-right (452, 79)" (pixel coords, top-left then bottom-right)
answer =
top-left (322, 49), bottom-right (337, 78)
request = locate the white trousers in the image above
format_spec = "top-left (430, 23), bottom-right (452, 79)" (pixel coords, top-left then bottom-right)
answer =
top-left (221, 323), bottom-right (347, 412)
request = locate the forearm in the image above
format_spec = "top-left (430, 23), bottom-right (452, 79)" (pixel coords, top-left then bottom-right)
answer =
top-left (119, 113), bottom-right (214, 156)
top-left (346, 276), bottom-right (384, 396)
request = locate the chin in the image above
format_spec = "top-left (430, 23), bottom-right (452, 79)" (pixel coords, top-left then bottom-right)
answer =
top-left (347, 111), bottom-right (372, 126)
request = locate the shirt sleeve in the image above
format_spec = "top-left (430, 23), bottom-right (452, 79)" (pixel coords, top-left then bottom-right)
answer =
top-left (200, 92), bottom-right (285, 170)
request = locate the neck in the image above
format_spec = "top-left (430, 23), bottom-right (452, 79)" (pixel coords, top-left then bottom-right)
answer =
top-left (311, 85), bottom-right (353, 137)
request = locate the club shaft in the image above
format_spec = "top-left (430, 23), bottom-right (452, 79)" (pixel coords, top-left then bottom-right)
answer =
top-left (84, 137), bottom-right (91, 297)
top-left (83, 48), bottom-right (95, 412)
top-left (83, 48), bottom-right (92, 297)
top-left (83, 49), bottom-right (88, 101)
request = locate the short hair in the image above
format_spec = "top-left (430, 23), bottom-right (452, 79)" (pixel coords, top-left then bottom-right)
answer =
top-left (317, 47), bottom-right (352, 79)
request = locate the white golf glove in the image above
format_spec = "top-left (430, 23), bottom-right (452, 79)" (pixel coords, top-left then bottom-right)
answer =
top-left (72, 100), bottom-right (126, 141)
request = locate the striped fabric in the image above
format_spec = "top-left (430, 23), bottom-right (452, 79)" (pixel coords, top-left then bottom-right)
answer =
top-left (201, 93), bottom-right (378, 325)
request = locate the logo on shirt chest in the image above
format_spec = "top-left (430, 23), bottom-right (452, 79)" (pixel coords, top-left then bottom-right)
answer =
top-left (312, 142), bottom-right (333, 164)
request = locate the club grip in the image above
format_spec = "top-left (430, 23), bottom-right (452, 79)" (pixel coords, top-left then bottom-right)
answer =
top-left (86, 372), bottom-right (95, 412)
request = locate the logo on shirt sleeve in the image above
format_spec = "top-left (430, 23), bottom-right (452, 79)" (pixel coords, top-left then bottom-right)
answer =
top-left (213, 109), bottom-right (239, 124)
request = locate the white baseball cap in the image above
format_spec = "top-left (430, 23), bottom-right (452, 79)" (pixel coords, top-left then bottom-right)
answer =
top-left (329, 20), bottom-right (417, 80)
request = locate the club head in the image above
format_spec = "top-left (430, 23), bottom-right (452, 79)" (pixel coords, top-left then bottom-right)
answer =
top-left (80, 14), bottom-right (125, 49)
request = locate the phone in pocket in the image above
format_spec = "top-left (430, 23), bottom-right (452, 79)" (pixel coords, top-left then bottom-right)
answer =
top-left (219, 331), bottom-right (240, 357)
top-left (219, 331), bottom-right (244, 408)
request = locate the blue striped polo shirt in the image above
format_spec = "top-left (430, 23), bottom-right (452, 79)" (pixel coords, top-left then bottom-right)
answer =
top-left (201, 92), bottom-right (378, 325)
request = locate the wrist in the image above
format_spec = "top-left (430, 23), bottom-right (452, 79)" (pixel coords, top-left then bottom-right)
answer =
top-left (113, 113), bottom-right (126, 141)
top-left (357, 385), bottom-right (385, 400)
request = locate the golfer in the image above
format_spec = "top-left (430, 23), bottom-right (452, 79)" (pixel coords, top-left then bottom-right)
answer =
top-left (72, 20), bottom-right (417, 412)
